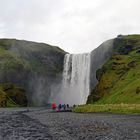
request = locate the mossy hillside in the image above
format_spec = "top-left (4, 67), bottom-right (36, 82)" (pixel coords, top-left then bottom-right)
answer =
top-left (0, 39), bottom-right (65, 75)
top-left (0, 39), bottom-right (65, 77)
top-left (88, 35), bottom-right (140, 104)
top-left (0, 89), bottom-right (7, 107)
top-left (0, 83), bottom-right (27, 107)
top-left (0, 39), bottom-right (66, 106)
top-left (0, 46), bottom-right (30, 70)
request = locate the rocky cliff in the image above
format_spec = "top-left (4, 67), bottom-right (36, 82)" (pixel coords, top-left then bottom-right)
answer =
top-left (88, 35), bottom-right (140, 104)
top-left (0, 39), bottom-right (66, 106)
top-left (90, 39), bottom-right (114, 90)
top-left (1, 35), bottom-right (140, 107)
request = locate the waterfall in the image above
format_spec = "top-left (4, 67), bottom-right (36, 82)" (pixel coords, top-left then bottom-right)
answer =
top-left (57, 53), bottom-right (91, 105)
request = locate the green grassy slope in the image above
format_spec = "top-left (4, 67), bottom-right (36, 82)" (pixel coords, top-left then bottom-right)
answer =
top-left (0, 83), bottom-right (27, 107)
top-left (87, 35), bottom-right (140, 104)
top-left (0, 39), bottom-right (66, 106)
top-left (0, 39), bottom-right (65, 75)
top-left (73, 104), bottom-right (140, 114)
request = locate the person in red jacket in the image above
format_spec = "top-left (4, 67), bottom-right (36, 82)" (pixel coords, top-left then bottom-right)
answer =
top-left (52, 103), bottom-right (57, 110)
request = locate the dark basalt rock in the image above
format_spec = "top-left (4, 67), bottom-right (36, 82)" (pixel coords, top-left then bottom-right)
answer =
top-left (117, 44), bottom-right (133, 55)
top-left (127, 61), bottom-right (136, 68)
top-left (137, 49), bottom-right (140, 53)
top-left (136, 87), bottom-right (140, 94)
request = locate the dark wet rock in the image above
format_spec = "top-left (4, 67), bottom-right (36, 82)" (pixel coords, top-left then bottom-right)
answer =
top-left (137, 49), bottom-right (140, 53)
top-left (127, 61), bottom-right (136, 68)
top-left (119, 45), bottom-right (133, 55)
top-left (136, 86), bottom-right (140, 94)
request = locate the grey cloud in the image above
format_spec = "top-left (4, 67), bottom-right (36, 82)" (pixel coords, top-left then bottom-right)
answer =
top-left (0, 0), bottom-right (140, 53)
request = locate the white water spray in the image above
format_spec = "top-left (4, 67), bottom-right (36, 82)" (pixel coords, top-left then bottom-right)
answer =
top-left (56, 53), bottom-right (91, 105)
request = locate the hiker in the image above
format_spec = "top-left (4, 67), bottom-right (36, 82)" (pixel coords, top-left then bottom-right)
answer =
top-left (61, 104), bottom-right (64, 109)
top-left (73, 104), bottom-right (76, 108)
top-left (63, 104), bottom-right (66, 110)
top-left (58, 104), bottom-right (62, 111)
top-left (66, 104), bottom-right (69, 109)
top-left (61, 104), bottom-right (66, 110)
top-left (52, 103), bottom-right (57, 110)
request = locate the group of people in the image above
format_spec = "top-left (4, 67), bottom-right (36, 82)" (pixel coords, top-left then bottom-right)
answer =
top-left (52, 103), bottom-right (70, 111)
top-left (52, 103), bottom-right (77, 111)
top-left (58, 104), bottom-right (69, 111)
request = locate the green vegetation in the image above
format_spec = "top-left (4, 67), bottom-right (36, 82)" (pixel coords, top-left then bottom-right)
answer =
top-left (88, 35), bottom-right (140, 105)
top-left (0, 83), bottom-right (28, 107)
top-left (0, 38), bottom-right (65, 75)
top-left (73, 104), bottom-right (140, 114)
top-left (0, 39), bottom-right (66, 106)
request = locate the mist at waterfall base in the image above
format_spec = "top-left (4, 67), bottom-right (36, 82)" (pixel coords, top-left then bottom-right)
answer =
top-left (50, 53), bottom-right (91, 105)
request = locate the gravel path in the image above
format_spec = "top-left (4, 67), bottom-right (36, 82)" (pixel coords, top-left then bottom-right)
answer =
top-left (0, 108), bottom-right (140, 140)
top-left (27, 110), bottom-right (140, 140)
top-left (0, 108), bottom-right (52, 140)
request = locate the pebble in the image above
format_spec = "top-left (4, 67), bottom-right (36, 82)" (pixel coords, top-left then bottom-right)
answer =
top-left (0, 108), bottom-right (140, 140)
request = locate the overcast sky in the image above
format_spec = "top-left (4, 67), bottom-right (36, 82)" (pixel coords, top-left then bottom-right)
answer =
top-left (0, 0), bottom-right (140, 53)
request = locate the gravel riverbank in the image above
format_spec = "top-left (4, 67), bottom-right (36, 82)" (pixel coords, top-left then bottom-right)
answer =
top-left (0, 108), bottom-right (139, 140)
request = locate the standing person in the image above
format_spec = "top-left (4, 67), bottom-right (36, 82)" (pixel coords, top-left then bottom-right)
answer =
top-left (63, 104), bottom-right (66, 110)
top-left (52, 103), bottom-right (57, 111)
top-left (73, 104), bottom-right (76, 108)
top-left (61, 104), bottom-right (64, 109)
top-left (66, 104), bottom-right (69, 109)
top-left (58, 104), bottom-right (62, 111)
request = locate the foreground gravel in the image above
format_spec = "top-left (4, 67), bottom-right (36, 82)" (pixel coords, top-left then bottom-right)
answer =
top-left (0, 108), bottom-right (52, 140)
top-left (0, 108), bottom-right (139, 140)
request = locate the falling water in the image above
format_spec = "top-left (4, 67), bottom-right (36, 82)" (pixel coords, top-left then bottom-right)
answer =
top-left (57, 53), bottom-right (91, 105)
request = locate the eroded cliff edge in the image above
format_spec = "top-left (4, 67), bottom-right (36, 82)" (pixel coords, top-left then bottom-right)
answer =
top-left (88, 35), bottom-right (140, 104)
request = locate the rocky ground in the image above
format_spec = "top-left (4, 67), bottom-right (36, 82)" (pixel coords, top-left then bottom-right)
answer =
top-left (0, 108), bottom-right (139, 140)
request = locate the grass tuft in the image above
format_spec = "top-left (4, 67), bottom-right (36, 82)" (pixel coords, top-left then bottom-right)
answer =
top-left (73, 104), bottom-right (140, 114)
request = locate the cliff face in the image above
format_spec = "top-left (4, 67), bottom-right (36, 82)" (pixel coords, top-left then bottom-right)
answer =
top-left (1, 35), bottom-right (140, 106)
top-left (90, 39), bottom-right (114, 93)
top-left (0, 39), bottom-right (66, 106)
top-left (88, 35), bottom-right (140, 104)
